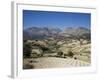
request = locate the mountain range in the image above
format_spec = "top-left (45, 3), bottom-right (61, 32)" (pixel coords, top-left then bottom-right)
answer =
top-left (23, 26), bottom-right (90, 40)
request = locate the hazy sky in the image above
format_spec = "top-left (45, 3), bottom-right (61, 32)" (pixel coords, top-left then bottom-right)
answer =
top-left (23, 10), bottom-right (91, 29)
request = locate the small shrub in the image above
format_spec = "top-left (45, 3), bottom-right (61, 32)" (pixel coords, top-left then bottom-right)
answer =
top-left (23, 42), bottom-right (32, 58)
top-left (29, 60), bottom-right (33, 63)
top-left (35, 39), bottom-right (38, 42)
top-left (63, 54), bottom-right (67, 58)
top-left (74, 57), bottom-right (77, 60)
top-left (38, 54), bottom-right (43, 57)
top-left (57, 51), bottom-right (63, 57)
top-left (80, 54), bottom-right (82, 56)
top-left (67, 50), bottom-right (74, 58)
top-left (30, 53), bottom-right (38, 58)
top-left (64, 54), bottom-right (67, 56)
top-left (40, 46), bottom-right (49, 53)
top-left (23, 63), bottom-right (34, 69)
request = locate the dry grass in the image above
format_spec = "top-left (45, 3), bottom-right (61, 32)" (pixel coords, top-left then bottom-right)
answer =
top-left (23, 57), bottom-right (90, 69)
top-left (23, 39), bottom-right (91, 69)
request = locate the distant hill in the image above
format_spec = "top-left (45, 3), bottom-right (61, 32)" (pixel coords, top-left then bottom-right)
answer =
top-left (64, 27), bottom-right (90, 36)
top-left (60, 27), bottom-right (90, 40)
top-left (23, 26), bottom-right (90, 40)
top-left (23, 27), bottom-right (61, 40)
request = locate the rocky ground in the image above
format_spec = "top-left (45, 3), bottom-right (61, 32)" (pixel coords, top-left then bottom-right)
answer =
top-left (23, 57), bottom-right (90, 69)
top-left (23, 26), bottom-right (91, 69)
top-left (23, 38), bottom-right (91, 69)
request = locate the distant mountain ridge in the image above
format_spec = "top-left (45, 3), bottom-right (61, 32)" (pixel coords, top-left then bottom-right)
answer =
top-left (63, 27), bottom-right (90, 36)
top-left (23, 27), bottom-right (61, 40)
top-left (23, 26), bottom-right (90, 40)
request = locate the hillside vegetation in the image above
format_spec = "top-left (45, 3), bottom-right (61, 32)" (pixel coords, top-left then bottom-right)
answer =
top-left (23, 27), bottom-right (91, 69)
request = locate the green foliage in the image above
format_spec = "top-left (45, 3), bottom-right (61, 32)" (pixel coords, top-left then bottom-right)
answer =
top-left (57, 51), bottom-right (63, 57)
top-left (67, 50), bottom-right (74, 57)
top-left (74, 57), bottom-right (77, 60)
top-left (40, 46), bottom-right (49, 53)
top-left (23, 41), bottom-right (32, 58)
top-left (64, 54), bottom-right (67, 57)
